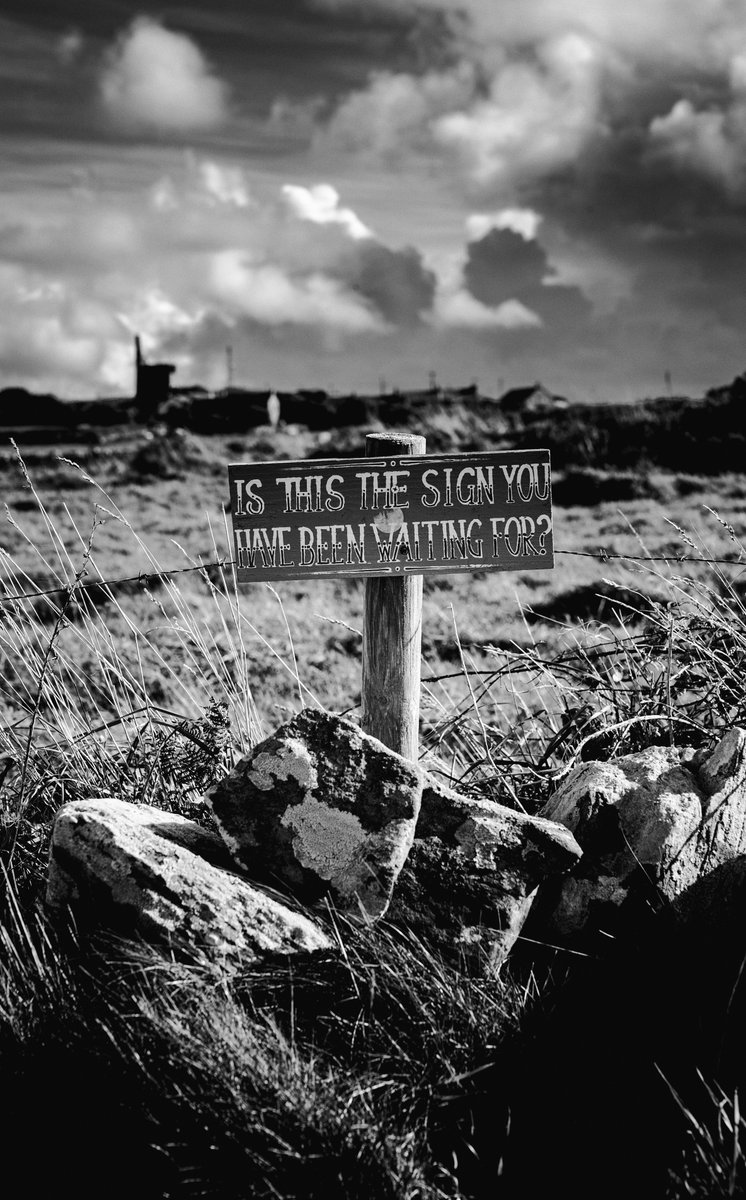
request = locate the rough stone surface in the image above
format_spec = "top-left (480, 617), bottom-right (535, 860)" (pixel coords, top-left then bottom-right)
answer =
top-left (206, 709), bottom-right (423, 919)
top-left (46, 798), bottom-right (333, 962)
top-left (539, 728), bottom-right (746, 937)
top-left (387, 775), bottom-right (582, 973)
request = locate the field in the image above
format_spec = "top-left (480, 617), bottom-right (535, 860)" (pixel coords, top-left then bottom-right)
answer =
top-left (3, 423), bottom-right (746, 737)
top-left (3, 417), bottom-right (746, 1198)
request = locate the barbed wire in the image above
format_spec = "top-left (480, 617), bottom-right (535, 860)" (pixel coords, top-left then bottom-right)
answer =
top-left (558, 549), bottom-right (745, 564)
top-left (0, 560), bottom-right (234, 607)
top-left (0, 546), bottom-right (744, 609)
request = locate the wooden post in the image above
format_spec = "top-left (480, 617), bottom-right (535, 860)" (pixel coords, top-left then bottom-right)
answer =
top-left (361, 432), bottom-right (425, 761)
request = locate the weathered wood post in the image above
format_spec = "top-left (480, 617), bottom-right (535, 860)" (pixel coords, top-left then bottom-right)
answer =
top-left (361, 432), bottom-right (425, 761)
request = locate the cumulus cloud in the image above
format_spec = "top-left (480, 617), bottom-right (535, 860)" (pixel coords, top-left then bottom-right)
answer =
top-left (314, 0), bottom-right (746, 223)
top-left (208, 252), bottom-right (386, 334)
top-left (100, 17), bottom-right (228, 132)
top-left (648, 54), bottom-right (746, 189)
top-left (430, 223), bottom-right (545, 332)
top-left (466, 209), bottom-right (543, 241)
top-left (464, 229), bottom-right (549, 303)
top-left (340, 241), bottom-right (437, 327)
top-left (0, 138), bottom-right (612, 398)
top-left (649, 101), bottom-right (736, 183)
top-left (0, 166), bottom-right (418, 392)
top-left (0, 265), bottom-right (123, 395)
top-left (282, 183), bottom-right (372, 239)
top-left (199, 161), bottom-right (252, 208)
top-left (318, 20), bottom-right (609, 194)
top-left (464, 226), bottom-right (593, 333)
top-left (322, 62), bottom-right (477, 160)
top-left (149, 157), bottom-right (254, 220)
top-left (118, 289), bottom-right (203, 346)
top-left (433, 33), bottom-right (605, 189)
top-left (433, 288), bottom-right (542, 330)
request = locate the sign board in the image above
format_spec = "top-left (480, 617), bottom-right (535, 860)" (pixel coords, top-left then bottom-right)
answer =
top-left (228, 448), bottom-right (553, 583)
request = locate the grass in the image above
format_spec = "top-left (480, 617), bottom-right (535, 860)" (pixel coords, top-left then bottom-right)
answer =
top-left (0, 891), bottom-right (523, 1199)
top-left (3, 429), bottom-right (746, 1196)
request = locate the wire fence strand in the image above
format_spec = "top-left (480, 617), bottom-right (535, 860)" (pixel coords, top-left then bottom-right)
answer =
top-left (0, 547), bottom-right (744, 609)
top-left (0, 560), bottom-right (234, 607)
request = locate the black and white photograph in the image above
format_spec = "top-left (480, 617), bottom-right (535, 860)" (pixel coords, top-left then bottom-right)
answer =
top-left (2, 2), bottom-right (746, 1197)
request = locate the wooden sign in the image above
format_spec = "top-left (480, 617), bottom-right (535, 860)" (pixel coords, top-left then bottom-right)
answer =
top-left (228, 448), bottom-right (553, 583)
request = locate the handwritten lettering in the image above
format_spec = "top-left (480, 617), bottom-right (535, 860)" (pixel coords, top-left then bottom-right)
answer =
top-left (229, 452), bottom-right (552, 580)
top-left (275, 473), bottom-right (346, 514)
top-left (356, 470), bottom-right (410, 510)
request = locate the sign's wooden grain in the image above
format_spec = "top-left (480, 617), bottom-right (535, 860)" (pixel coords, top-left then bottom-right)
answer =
top-left (228, 447), bottom-right (553, 583)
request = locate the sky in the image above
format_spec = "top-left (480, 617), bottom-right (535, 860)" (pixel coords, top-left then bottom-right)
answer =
top-left (2, 0), bottom-right (746, 403)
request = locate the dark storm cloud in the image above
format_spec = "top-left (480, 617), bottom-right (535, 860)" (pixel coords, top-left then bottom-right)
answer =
top-left (341, 242), bottom-right (437, 327)
top-left (463, 229), bottom-right (592, 334)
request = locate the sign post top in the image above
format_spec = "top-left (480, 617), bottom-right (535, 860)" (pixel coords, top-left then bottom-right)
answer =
top-left (228, 446), bottom-right (553, 584)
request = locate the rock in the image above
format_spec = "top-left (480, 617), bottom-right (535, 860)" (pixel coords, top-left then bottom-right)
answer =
top-left (387, 776), bottom-right (583, 973)
top-left (539, 728), bottom-right (746, 938)
top-left (207, 709), bottom-right (423, 919)
top-left (46, 798), bottom-right (333, 962)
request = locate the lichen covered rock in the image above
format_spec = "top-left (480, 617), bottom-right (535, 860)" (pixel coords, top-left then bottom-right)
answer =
top-left (207, 709), bottom-right (423, 919)
top-left (46, 797), bottom-right (333, 962)
top-left (388, 776), bottom-right (582, 973)
top-left (539, 728), bottom-right (746, 937)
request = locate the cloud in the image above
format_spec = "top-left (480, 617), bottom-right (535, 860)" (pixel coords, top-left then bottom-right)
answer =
top-left (282, 183), bottom-right (372, 239)
top-left (321, 62), bottom-right (477, 160)
top-left (312, 0), bottom-right (746, 221)
top-left (199, 161), bottom-right (252, 208)
top-left (208, 252), bottom-right (387, 335)
top-left (339, 241), bottom-right (437, 327)
top-left (118, 289), bottom-right (203, 346)
top-left (433, 33), bottom-right (605, 190)
top-left (148, 156), bottom-right (255, 223)
top-left (100, 17), bottom-right (228, 132)
top-left (150, 177), bottom-right (179, 214)
top-left (57, 30), bottom-right (84, 65)
top-left (466, 209), bottom-right (543, 241)
top-left (464, 228), bottom-right (549, 303)
top-left (318, 23), bottom-right (608, 194)
top-left (429, 222), bottom-right (546, 332)
top-left (310, 0), bottom-right (741, 71)
top-left (432, 288), bottom-right (542, 330)
top-left (648, 54), bottom-right (746, 189)
top-left (463, 226), bottom-right (593, 333)
top-left (649, 101), bottom-right (736, 183)
top-left (0, 165), bottom-right (414, 392)
top-left (0, 265), bottom-right (122, 395)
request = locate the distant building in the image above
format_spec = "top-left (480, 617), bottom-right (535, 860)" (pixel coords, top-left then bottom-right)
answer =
top-left (134, 336), bottom-right (175, 420)
top-left (499, 382), bottom-right (569, 415)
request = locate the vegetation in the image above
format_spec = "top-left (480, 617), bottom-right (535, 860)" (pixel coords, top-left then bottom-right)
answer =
top-left (509, 378), bottom-right (746, 474)
top-left (2, 429), bottom-right (746, 1197)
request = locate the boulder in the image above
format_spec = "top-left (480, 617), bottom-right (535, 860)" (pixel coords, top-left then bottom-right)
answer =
top-left (387, 776), bottom-right (583, 973)
top-left (46, 798), bottom-right (333, 962)
top-left (207, 709), bottom-right (423, 919)
top-left (539, 728), bottom-right (746, 938)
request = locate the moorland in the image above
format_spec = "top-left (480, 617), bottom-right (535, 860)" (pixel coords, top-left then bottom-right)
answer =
top-left (2, 373), bottom-right (746, 1198)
